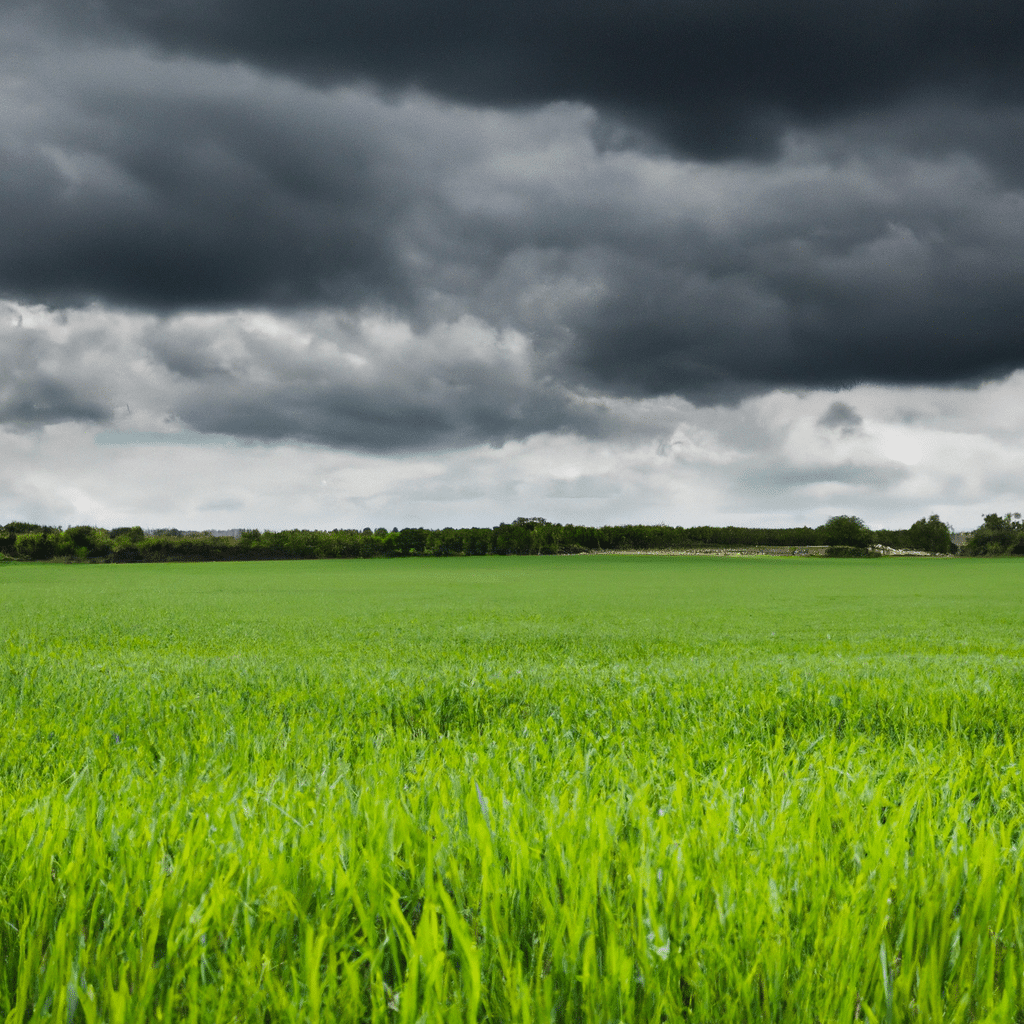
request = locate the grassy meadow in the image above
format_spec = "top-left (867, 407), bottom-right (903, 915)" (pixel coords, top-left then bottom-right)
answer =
top-left (2, 555), bottom-right (1024, 1022)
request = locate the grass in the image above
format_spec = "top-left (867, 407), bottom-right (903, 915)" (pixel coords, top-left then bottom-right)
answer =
top-left (1, 556), bottom-right (1023, 1022)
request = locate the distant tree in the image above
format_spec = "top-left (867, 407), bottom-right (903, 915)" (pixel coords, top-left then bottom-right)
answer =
top-left (494, 521), bottom-right (534, 555)
top-left (110, 526), bottom-right (145, 542)
top-left (462, 528), bottom-right (492, 556)
top-left (821, 515), bottom-right (873, 548)
top-left (964, 513), bottom-right (1024, 556)
top-left (358, 533), bottom-right (384, 558)
top-left (63, 525), bottom-right (100, 547)
top-left (15, 532), bottom-right (57, 560)
top-left (906, 514), bottom-right (953, 554)
top-left (4, 521), bottom-right (55, 535)
top-left (50, 525), bottom-right (111, 560)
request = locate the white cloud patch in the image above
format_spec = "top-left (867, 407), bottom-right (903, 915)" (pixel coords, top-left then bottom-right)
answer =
top-left (2, 301), bottom-right (1023, 533)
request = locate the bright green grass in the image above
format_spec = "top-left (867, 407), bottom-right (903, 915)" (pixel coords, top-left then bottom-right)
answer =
top-left (2, 556), bottom-right (1024, 1022)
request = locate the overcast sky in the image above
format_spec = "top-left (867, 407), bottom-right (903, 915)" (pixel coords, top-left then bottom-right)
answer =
top-left (2, 0), bottom-right (1023, 531)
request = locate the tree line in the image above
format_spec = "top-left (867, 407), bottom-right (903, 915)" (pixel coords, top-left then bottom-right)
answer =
top-left (2, 512), bottom-right (1018, 562)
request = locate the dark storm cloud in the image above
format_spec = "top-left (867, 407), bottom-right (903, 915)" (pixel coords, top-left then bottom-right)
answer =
top-left (0, 49), bottom-right (406, 310)
top-left (567, 220), bottom-right (1024, 401)
top-left (29, 0), bottom-right (1024, 158)
top-left (2, 5), bottom-right (1024, 448)
top-left (524, 137), bottom-right (1024, 402)
top-left (817, 99), bottom-right (1024, 189)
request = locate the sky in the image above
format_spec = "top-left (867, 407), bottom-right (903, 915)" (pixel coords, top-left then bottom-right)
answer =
top-left (2, 0), bottom-right (1023, 532)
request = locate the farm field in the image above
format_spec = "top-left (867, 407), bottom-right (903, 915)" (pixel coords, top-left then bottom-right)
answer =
top-left (2, 555), bottom-right (1024, 1023)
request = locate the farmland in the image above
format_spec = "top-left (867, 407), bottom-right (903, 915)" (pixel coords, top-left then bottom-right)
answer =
top-left (2, 556), bottom-right (1024, 1022)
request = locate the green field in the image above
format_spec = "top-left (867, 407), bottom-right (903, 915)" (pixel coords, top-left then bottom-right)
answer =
top-left (2, 556), bottom-right (1023, 1023)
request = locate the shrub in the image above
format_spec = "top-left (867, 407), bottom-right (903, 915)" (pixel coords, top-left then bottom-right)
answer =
top-left (821, 516), bottom-right (874, 548)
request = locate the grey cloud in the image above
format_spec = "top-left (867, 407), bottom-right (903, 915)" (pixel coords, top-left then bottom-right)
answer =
top-left (198, 497), bottom-right (245, 512)
top-left (0, 375), bottom-right (109, 426)
top-left (741, 461), bottom-right (911, 490)
top-left (2, 304), bottom-right (614, 452)
top-left (7, 375), bottom-right (1024, 532)
top-left (0, 311), bottom-right (115, 426)
top-left (0, 45), bottom-right (409, 310)
top-left (1, 19), bottom-right (1024, 437)
top-left (24, 0), bottom-right (1024, 159)
top-left (813, 98), bottom-right (1024, 190)
top-left (552, 145), bottom-right (1024, 401)
top-left (154, 315), bottom-right (607, 451)
top-left (818, 402), bottom-right (863, 433)
top-left (95, 430), bottom-right (245, 446)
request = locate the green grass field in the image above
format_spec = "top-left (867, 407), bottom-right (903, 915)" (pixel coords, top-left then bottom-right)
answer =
top-left (2, 556), bottom-right (1023, 1022)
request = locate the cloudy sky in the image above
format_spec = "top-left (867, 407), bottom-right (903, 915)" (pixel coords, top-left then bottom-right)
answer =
top-left (2, 0), bottom-right (1023, 531)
